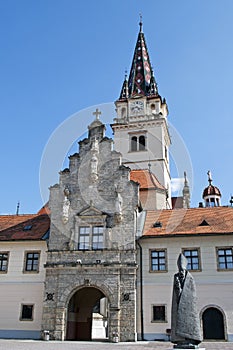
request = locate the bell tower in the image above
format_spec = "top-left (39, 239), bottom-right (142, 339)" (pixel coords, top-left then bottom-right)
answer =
top-left (112, 19), bottom-right (171, 207)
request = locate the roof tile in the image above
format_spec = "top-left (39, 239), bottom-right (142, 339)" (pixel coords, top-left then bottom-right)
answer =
top-left (143, 206), bottom-right (233, 236)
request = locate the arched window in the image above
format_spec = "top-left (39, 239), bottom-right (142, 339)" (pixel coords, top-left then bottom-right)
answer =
top-left (121, 107), bottom-right (126, 118)
top-left (139, 135), bottom-right (145, 151)
top-left (151, 103), bottom-right (156, 113)
top-left (131, 136), bottom-right (137, 152)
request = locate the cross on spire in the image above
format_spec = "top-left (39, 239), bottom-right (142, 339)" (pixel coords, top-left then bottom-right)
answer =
top-left (93, 108), bottom-right (101, 120)
top-left (207, 170), bottom-right (212, 185)
top-left (139, 13), bottom-right (143, 32)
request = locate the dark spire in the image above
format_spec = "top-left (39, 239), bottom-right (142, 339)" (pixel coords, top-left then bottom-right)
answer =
top-left (119, 71), bottom-right (129, 100)
top-left (127, 22), bottom-right (155, 97)
top-left (148, 68), bottom-right (158, 96)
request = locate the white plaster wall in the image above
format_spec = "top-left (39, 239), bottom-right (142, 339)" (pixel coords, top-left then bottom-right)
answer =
top-left (0, 241), bottom-right (47, 331)
top-left (137, 235), bottom-right (233, 339)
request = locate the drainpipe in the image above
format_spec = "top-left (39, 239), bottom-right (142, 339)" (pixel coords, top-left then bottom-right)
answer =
top-left (137, 240), bottom-right (144, 341)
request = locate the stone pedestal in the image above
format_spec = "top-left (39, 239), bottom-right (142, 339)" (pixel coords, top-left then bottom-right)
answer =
top-left (171, 348), bottom-right (205, 350)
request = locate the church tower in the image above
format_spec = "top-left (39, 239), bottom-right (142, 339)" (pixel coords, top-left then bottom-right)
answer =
top-left (112, 19), bottom-right (171, 208)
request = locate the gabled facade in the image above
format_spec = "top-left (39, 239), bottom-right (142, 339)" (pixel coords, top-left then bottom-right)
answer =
top-left (42, 117), bottom-right (139, 341)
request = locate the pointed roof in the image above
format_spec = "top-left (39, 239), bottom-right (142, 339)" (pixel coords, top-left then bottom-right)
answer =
top-left (119, 73), bottom-right (129, 100)
top-left (124, 20), bottom-right (158, 98)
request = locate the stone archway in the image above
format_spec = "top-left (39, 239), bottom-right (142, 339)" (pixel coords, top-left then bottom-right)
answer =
top-left (66, 286), bottom-right (109, 341)
top-left (202, 307), bottom-right (225, 340)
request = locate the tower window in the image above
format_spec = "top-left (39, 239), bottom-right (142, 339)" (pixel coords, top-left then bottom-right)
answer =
top-left (130, 134), bottom-right (146, 152)
top-left (151, 103), bottom-right (156, 113)
top-left (121, 107), bottom-right (126, 118)
top-left (131, 136), bottom-right (138, 152)
top-left (139, 135), bottom-right (145, 150)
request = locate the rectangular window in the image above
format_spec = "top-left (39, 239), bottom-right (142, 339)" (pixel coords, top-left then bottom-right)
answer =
top-left (92, 226), bottom-right (103, 250)
top-left (25, 252), bottom-right (40, 272)
top-left (20, 304), bottom-right (34, 321)
top-left (0, 252), bottom-right (9, 273)
top-left (152, 305), bottom-right (166, 322)
top-left (183, 248), bottom-right (201, 271)
top-left (79, 227), bottom-right (90, 250)
top-left (150, 249), bottom-right (167, 272)
top-left (78, 226), bottom-right (104, 250)
top-left (217, 247), bottom-right (233, 270)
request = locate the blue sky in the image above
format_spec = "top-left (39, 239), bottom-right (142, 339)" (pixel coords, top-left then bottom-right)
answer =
top-left (1, 0), bottom-right (233, 214)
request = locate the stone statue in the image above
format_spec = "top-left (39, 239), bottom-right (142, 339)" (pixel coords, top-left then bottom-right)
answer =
top-left (90, 138), bottom-right (99, 182)
top-left (62, 187), bottom-right (70, 224)
top-left (115, 190), bottom-right (123, 215)
top-left (171, 253), bottom-right (202, 348)
top-left (91, 137), bottom-right (99, 154)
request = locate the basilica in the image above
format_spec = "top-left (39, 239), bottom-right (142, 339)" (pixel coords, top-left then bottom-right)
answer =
top-left (0, 21), bottom-right (233, 342)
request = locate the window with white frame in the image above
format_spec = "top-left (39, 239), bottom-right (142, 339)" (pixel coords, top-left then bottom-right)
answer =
top-left (216, 247), bottom-right (233, 270)
top-left (78, 226), bottom-right (104, 250)
top-left (24, 251), bottom-right (40, 273)
top-left (0, 252), bottom-right (9, 273)
top-left (150, 249), bottom-right (167, 272)
top-left (183, 248), bottom-right (201, 271)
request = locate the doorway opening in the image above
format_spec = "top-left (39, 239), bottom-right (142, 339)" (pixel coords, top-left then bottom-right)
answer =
top-left (202, 307), bottom-right (225, 340)
top-left (66, 286), bottom-right (108, 341)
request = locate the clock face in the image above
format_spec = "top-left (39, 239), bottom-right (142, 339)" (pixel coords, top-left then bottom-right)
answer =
top-left (130, 101), bottom-right (144, 114)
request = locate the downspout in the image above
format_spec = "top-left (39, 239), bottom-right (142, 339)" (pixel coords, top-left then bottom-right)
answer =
top-left (137, 240), bottom-right (144, 340)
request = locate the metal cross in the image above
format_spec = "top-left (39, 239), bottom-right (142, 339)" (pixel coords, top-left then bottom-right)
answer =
top-left (93, 108), bottom-right (101, 120)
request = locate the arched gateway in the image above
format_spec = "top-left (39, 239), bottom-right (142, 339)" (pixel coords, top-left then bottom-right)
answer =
top-left (66, 287), bottom-right (108, 341)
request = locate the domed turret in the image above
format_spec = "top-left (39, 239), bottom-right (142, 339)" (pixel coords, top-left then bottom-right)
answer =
top-left (202, 171), bottom-right (221, 207)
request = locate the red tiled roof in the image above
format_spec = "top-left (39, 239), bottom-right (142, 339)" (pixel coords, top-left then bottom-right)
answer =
top-left (37, 203), bottom-right (50, 215)
top-left (143, 206), bottom-right (233, 237)
top-left (130, 169), bottom-right (165, 190)
top-left (0, 214), bottom-right (37, 231)
top-left (0, 214), bottom-right (50, 241)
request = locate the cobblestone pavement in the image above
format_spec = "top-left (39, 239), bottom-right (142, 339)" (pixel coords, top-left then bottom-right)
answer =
top-left (0, 340), bottom-right (232, 350)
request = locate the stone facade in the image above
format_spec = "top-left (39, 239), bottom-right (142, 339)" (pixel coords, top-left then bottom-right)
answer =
top-left (42, 118), bottom-right (139, 341)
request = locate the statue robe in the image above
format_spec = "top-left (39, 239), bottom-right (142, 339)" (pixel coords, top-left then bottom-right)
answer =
top-left (171, 271), bottom-right (202, 344)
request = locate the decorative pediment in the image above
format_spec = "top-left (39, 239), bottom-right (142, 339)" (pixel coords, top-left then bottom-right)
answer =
top-left (77, 205), bottom-right (105, 218)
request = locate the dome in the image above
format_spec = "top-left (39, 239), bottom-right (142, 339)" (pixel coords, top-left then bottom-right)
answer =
top-left (202, 185), bottom-right (221, 199)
